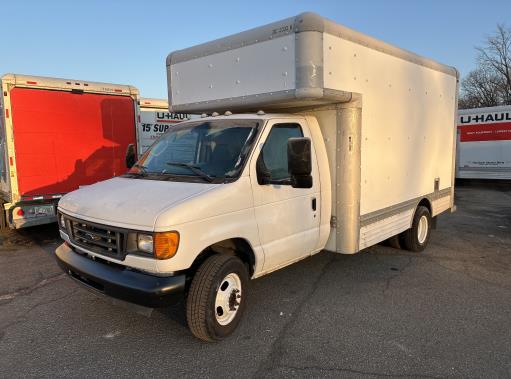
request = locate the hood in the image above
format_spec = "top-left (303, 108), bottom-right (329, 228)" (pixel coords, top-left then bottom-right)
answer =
top-left (58, 177), bottom-right (217, 229)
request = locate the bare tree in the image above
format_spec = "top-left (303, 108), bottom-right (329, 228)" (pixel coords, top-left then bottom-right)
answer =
top-left (459, 24), bottom-right (511, 109)
top-left (459, 66), bottom-right (503, 108)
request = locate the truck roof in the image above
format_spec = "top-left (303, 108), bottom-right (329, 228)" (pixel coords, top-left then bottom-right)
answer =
top-left (167, 12), bottom-right (457, 78)
top-left (166, 12), bottom-right (458, 113)
top-left (1, 73), bottom-right (139, 97)
top-left (139, 98), bottom-right (168, 109)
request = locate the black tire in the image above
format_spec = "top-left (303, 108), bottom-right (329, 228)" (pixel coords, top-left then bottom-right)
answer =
top-left (186, 255), bottom-right (249, 342)
top-left (387, 234), bottom-right (401, 249)
top-left (0, 205), bottom-right (8, 231)
top-left (399, 206), bottom-right (431, 252)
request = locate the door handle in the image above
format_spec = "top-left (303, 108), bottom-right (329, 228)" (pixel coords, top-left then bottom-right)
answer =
top-left (312, 197), bottom-right (317, 211)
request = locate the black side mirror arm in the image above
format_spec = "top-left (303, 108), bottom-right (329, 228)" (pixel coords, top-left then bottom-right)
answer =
top-left (256, 152), bottom-right (272, 185)
top-left (125, 144), bottom-right (136, 169)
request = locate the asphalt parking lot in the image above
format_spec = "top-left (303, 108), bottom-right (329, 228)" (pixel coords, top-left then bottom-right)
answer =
top-left (0, 183), bottom-right (510, 378)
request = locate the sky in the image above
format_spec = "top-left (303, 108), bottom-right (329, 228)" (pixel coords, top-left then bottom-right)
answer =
top-left (2, 0), bottom-right (511, 99)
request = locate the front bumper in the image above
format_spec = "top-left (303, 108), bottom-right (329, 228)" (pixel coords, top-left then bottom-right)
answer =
top-left (55, 243), bottom-right (186, 308)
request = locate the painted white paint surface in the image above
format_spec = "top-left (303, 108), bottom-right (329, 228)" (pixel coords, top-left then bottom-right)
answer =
top-left (170, 34), bottom-right (296, 105)
top-left (323, 34), bottom-right (457, 215)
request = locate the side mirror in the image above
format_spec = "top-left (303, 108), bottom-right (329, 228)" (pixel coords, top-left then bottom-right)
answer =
top-left (256, 152), bottom-right (271, 185)
top-left (125, 144), bottom-right (136, 169)
top-left (288, 137), bottom-right (313, 189)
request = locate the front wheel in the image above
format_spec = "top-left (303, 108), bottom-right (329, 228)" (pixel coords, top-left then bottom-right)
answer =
top-left (186, 255), bottom-right (248, 342)
top-left (399, 206), bottom-right (431, 252)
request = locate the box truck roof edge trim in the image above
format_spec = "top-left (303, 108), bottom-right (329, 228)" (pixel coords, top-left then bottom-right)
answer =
top-left (139, 98), bottom-right (169, 109)
top-left (1, 74), bottom-right (139, 97)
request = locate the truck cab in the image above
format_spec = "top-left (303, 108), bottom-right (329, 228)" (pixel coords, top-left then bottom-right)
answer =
top-left (56, 112), bottom-right (329, 340)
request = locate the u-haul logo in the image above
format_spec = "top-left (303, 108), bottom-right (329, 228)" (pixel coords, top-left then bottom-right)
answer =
top-left (156, 112), bottom-right (189, 121)
top-left (459, 112), bottom-right (511, 125)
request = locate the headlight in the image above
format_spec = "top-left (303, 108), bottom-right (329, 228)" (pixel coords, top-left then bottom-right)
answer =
top-left (135, 231), bottom-right (179, 259)
top-left (154, 231), bottom-right (180, 260)
top-left (137, 234), bottom-right (154, 253)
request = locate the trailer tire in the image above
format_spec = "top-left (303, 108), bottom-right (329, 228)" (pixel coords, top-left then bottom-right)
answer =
top-left (400, 206), bottom-right (431, 252)
top-left (0, 204), bottom-right (8, 231)
top-left (186, 254), bottom-right (248, 342)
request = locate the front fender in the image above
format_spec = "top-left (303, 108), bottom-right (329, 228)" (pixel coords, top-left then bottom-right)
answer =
top-left (155, 207), bottom-right (263, 275)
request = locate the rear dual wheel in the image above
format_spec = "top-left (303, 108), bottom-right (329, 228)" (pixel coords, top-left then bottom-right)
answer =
top-left (399, 205), bottom-right (431, 252)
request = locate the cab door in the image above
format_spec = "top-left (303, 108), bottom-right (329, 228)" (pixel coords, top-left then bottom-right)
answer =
top-left (249, 118), bottom-right (320, 272)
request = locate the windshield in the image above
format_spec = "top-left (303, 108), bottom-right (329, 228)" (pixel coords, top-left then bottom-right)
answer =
top-left (128, 119), bottom-right (260, 182)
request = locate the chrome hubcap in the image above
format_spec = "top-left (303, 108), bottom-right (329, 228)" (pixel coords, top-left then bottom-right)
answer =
top-left (215, 273), bottom-right (242, 325)
top-left (417, 215), bottom-right (428, 244)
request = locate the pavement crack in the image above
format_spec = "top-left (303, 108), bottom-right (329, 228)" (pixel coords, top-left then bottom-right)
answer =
top-left (0, 290), bottom-right (76, 336)
top-left (279, 364), bottom-right (445, 378)
top-left (0, 273), bottom-right (66, 304)
top-left (424, 255), bottom-right (511, 292)
top-left (383, 256), bottom-right (413, 295)
top-left (253, 255), bottom-right (336, 378)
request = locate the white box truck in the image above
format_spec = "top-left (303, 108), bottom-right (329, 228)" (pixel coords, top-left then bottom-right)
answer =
top-left (457, 105), bottom-right (511, 180)
top-left (138, 98), bottom-right (198, 155)
top-left (55, 13), bottom-right (458, 341)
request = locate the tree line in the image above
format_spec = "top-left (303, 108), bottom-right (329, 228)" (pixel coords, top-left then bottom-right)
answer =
top-left (459, 24), bottom-right (511, 109)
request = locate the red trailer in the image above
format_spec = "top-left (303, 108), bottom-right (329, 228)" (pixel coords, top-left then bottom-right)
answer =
top-left (0, 74), bottom-right (139, 229)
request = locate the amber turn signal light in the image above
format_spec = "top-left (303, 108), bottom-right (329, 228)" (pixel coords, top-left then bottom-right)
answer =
top-left (154, 231), bottom-right (180, 260)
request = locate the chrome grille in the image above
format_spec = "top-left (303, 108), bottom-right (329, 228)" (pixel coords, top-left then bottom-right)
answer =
top-left (65, 216), bottom-right (127, 259)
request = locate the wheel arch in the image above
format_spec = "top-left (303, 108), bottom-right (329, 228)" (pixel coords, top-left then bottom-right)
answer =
top-left (189, 237), bottom-right (257, 278)
top-left (417, 197), bottom-right (432, 215)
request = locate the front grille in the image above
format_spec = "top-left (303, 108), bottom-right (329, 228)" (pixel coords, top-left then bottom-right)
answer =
top-left (63, 215), bottom-right (127, 260)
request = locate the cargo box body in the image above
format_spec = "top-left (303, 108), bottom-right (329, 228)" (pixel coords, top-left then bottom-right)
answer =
top-left (457, 105), bottom-right (511, 180)
top-left (167, 13), bottom-right (458, 253)
top-left (0, 74), bottom-right (139, 228)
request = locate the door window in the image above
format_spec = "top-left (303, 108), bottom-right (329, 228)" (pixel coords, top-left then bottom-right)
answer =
top-left (261, 123), bottom-right (303, 181)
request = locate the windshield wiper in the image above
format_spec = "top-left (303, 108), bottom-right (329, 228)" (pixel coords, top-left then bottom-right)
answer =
top-left (166, 162), bottom-right (214, 183)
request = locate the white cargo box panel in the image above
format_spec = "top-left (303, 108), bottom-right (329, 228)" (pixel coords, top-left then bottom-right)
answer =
top-left (457, 105), bottom-right (511, 180)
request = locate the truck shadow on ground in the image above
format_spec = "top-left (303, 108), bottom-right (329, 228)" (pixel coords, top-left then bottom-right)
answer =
top-left (154, 244), bottom-right (416, 332)
top-left (0, 223), bottom-right (60, 251)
